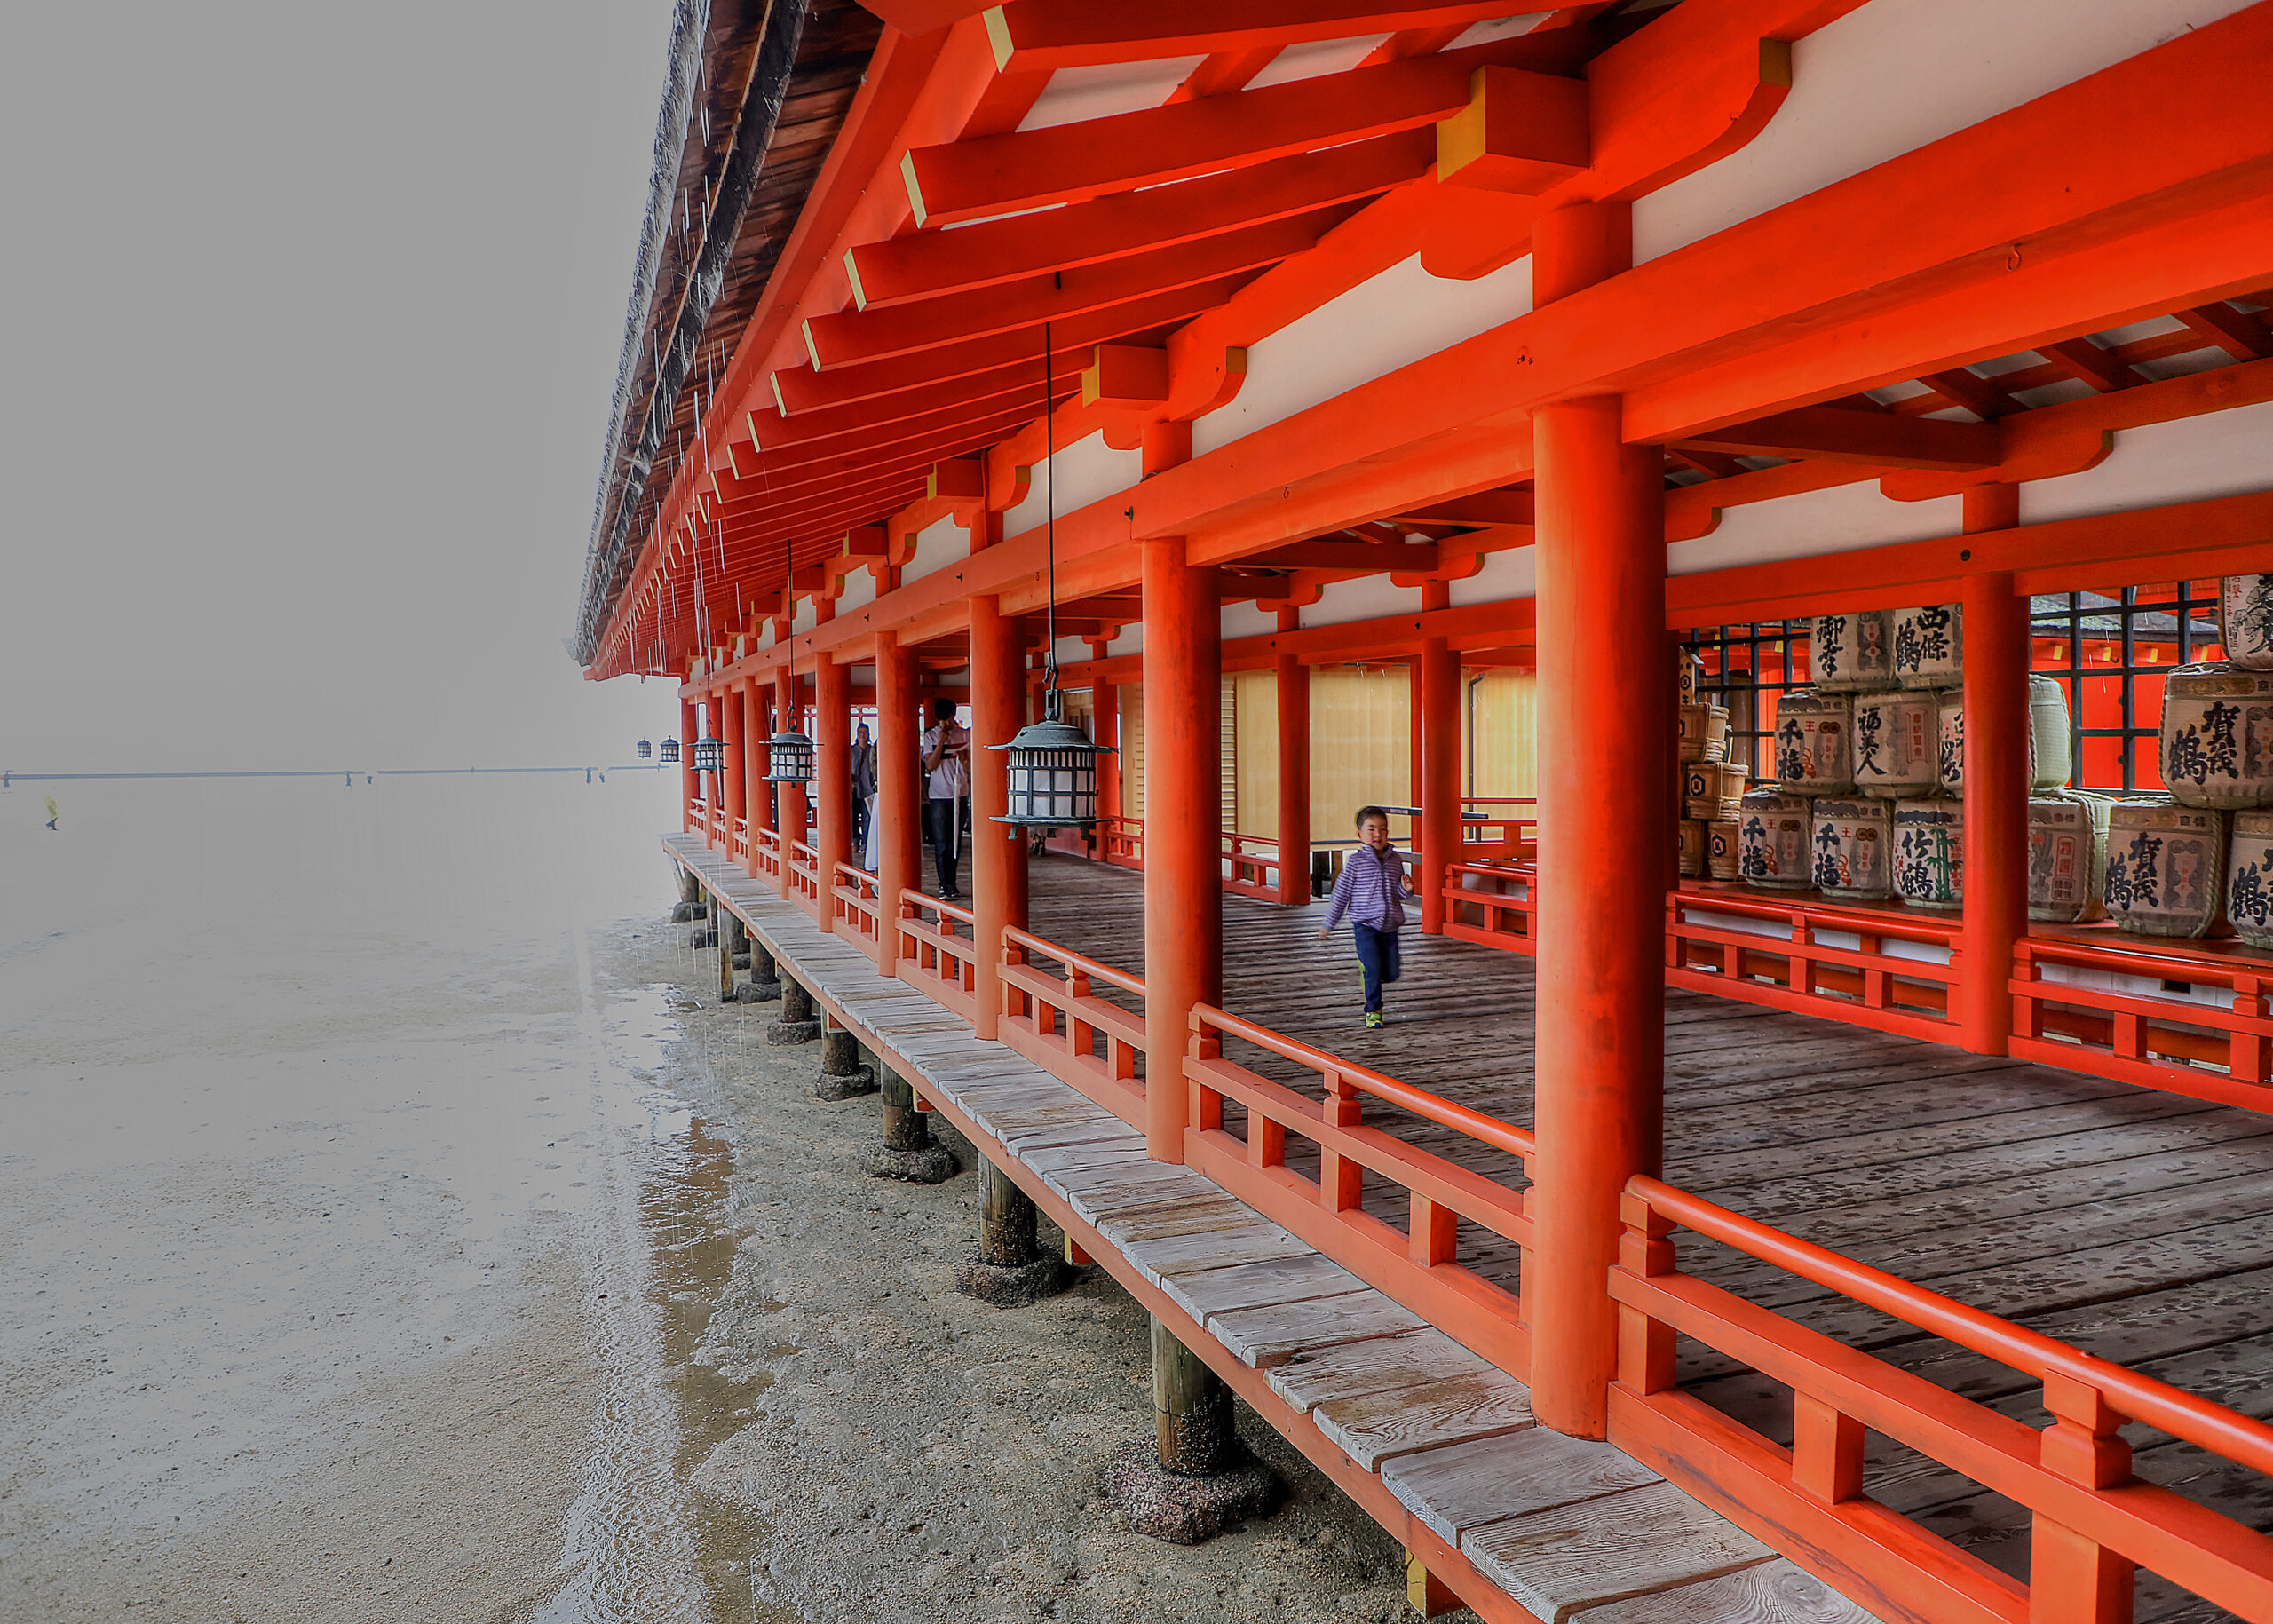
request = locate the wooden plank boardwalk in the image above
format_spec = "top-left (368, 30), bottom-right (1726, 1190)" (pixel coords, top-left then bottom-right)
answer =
top-left (668, 837), bottom-right (2271, 1623)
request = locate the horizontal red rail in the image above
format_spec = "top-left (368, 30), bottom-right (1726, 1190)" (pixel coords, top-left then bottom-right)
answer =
top-left (2013, 936), bottom-right (2273, 1110)
top-left (998, 927), bottom-right (1146, 1127)
top-left (898, 888), bottom-right (977, 1019)
top-left (832, 861), bottom-right (883, 962)
top-left (1615, 1175), bottom-right (2273, 1624)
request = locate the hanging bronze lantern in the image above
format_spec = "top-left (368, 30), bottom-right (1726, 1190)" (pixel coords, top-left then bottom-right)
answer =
top-left (636, 739), bottom-right (653, 761)
top-left (993, 690), bottom-right (1112, 828)
top-left (765, 724), bottom-right (815, 783)
top-left (690, 733), bottom-right (725, 775)
top-left (659, 737), bottom-right (681, 764)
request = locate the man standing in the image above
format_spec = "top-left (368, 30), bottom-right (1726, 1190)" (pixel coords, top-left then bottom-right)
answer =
top-left (919, 698), bottom-right (970, 899)
top-left (850, 721), bottom-right (876, 859)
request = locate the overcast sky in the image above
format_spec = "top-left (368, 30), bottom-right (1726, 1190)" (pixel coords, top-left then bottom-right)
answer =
top-left (0, 0), bottom-right (684, 771)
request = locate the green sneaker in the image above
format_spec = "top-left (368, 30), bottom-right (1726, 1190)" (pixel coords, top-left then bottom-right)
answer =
top-left (1365, 1010), bottom-right (1385, 1029)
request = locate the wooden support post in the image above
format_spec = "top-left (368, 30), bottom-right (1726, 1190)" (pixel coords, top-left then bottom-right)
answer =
top-left (881, 1067), bottom-right (930, 1150)
top-left (743, 680), bottom-right (770, 875)
top-left (1095, 674), bottom-right (1122, 838)
top-left (817, 654), bottom-right (852, 931)
top-left (1142, 529), bottom-right (1222, 1164)
top-left (1152, 1316), bottom-right (1232, 1477)
top-left (723, 683), bottom-right (747, 855)
top-left (1419, 635), bottom-right (1459, 933)
top-left (1529, 201), bottom-right (1667, 1440)
top-left (876, 633), bottom-right (921, 981)
top-left (1961, 486), bottom-right (2027, 1057)
top-left (680, 697), bottom-right (699, 832)
top-left (714, 895), bottom-right (733, 1002)
top-left (970, 594), bottom-right (1028, 1039)
top-left (1405, 1551), bottom-right (1463, 1617)
top-left (777, 669), bottom-right (807, 899)
top-left (1275, 625), bottom-right (1311, 907)
top-left (978, 1154), bottom-right (1039, 1268)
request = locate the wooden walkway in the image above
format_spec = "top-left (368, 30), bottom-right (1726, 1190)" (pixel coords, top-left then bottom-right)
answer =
top-left (1026, 857), bottom-right (2273, 1624)
top-left (669, 838), bottom-right (2272, 1623)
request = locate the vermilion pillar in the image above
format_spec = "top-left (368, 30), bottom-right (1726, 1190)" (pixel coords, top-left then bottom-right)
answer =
top-left (777, 667), bottom-right (807, 900)
top-left (817, 654), bottom-right (852, 931)
top-left (723, 682), bottom-right (747, 856)
top-left (1141, 531), bottom-right (1221, 1163)
top-left (876, 633), bottom-right (920, 976)
top-left (1961, 484), bottom-right (2027, 1056)
top-left (742, 679), bottom-right (770, 877)
top-left (970, 596), bottom-right (1028, 1039)
top-left (680, 695), bottom-right (699, 833)
top-left (1419, 636), bottom-right (1460, 933)
top-left (1095, 674), bottom-right (1121, 835)
top-left (1275, 630), bottom-right (1311, 907)
top-left (1529, 202), bottom-right (1667, 1439)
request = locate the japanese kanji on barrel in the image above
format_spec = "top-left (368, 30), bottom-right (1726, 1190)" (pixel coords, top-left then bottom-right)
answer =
top-left (1808, 609), bottom-right (1893, 690)
top-left (2227, 809), bottom-right (2273, 949)
top-left (2028, 790), bottom-right (2112, 923)
top-left (2223, 574), bottom-right (2273, 670)
top-left (1811, 796), bottom-right (1894, 899)
top-left (1738, 788), bottom-right (1813, 891)
top-left (1893, 603), bottom-right (1963, 688)
top-left (1851, 690), bottom-right (1939, 799)
top-left (1939, 675), bottom-right (2074, 796)
top-left (1773, 689), bottom-right (1852, 793)
top-left (2160, 663), bottom-right (2273, 810)
top-left (1893, 799), bottom-right (1963, 910)
top-left (2104, 796), bottom-right (2229, 939)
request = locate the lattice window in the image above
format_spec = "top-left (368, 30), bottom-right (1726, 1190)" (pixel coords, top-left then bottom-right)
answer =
top-left (2029, 583), bottom-right (2226, 794)
top-left (1680, 622), bottom-right (1813, 780)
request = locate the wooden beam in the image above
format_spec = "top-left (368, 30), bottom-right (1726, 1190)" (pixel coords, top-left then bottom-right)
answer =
top-left (901, 32), bottom-right (1590, 226)
top-left (1920, 366), bottom-right (2022, 421)
top-left (1247, 540), bottom-right (1441, 572)
top-left (984, 0), bottom-right (1558, 72)
top-left (806, 209), bottom-right (1350, 369)
top-left (2174, 302), bottom-right (2273, 362)
top-left (846, 132), bottom-right (1428, 310)
top-left (865, 0), bottom-right (992, 36)
top-left (1673, 404), bottom-right (2003, 471)
top-left (1388, 490), bottom-right (1536, 527)
top-left (1436, 63), bottom-right (1590, 194)
top-left (1663, 447), bottom-right (1749, 479)
top-left (2039, 336), bottom-right (2149, 392)
top-left (1081, 344), bottom-right (1169, 411)
top-left (748, 367), bottom-right (1075, 455)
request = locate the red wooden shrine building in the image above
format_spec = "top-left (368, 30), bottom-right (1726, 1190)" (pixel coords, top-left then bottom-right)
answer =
top-left (574, 3), bottom-right (2273, 1619)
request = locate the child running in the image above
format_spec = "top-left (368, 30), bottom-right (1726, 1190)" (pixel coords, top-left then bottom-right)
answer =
top-left (1318, 805), bottom-right (1416, 1028)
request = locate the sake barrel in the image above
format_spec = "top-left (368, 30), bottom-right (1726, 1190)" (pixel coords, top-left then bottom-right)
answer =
top-left (1677, 648), bottom-right (1706, 705)
top-left (1683, 760), bottom-right (1747, 821)
top-left (2105, 796), bottom-right (2229, 939)
top-left (1892, 603), bottom-right (1964, 689)
top-left (1811, 796), bottom-right (1895, 900)
top-left (1808, 609), bottom-right (1894, 691)
top-left (2223, 575), bottom-right (2273, 672)
top-left (2226, 809), bottom-right (2273, 949)
top-left (1851, 689), bottom-right (1940, 800)
top-left (1678, 702), bottom-right (1730, 763)
top-left (2028, 790), bottom-right (2112, 923)
top-left (1892, 799), bottom-right (1964, 910)
top-left (1939, 675), bottom-right (2076, 796)
top-left (1707, 819), bottom-right (1740, 880)
top-left (2161, 662), bottom-right (2273, 810)
top-left (1738, 789), bottom-right (1814, 891)
top-left (1678, 819), bottom-right (1707, 878)
top-left (1772, 689), bottom-right (1852, 793)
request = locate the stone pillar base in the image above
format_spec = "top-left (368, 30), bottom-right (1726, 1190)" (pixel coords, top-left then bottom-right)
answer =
top-left (862, 1143), bottom-right (959, 1183)
top-left (813, 1064), bottom-right (876, 1100)
top-left (669, 899), bottom-right (704, 923)
top-left (1102, 1439), bottom-right (1279, 1545)
top-left (765, 980), bottom-right (821, 1044)
top-left (955, 1251), bottom-right (1073, 1306)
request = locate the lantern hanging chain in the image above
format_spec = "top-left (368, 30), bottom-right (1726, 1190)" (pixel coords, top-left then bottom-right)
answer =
top-left (1042, 320), bottom-right (1058, 702)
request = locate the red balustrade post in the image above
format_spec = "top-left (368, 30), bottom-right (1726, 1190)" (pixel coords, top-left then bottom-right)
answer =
top-left (742, 677), bottom-right (771, 875)
top-left (776, 666), bottom-right (805, 900)
top-left (680, 694), bottom-right (700, 833)
top-left (723, 680), bottom-right (747, 859)
top-left (2031, 1370), bottom-right (2135, 1623)
top-left (1529, 201), bottom-right (1668, 1440)
top-left (1095, 673), bottom-right (1122, 855)
top-left (1141, 423), bottom-right (1221, 1164)
top-left (1419, 634), bottom-right (1459, 933)
top-left (1276, 616), bottom-right (1311, 907)
top-left (817, 653), bottom-right (852, 933)
top-left (876, 634), bottom-right (920, 980)
top-left (1961, 492), bottom-right (2028, 1055)
top-left (970, 594), bottom-right (1027, 1039)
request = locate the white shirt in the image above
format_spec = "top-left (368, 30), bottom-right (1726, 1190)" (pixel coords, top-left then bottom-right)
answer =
top-left (922, 722), bottom-right (969, 800)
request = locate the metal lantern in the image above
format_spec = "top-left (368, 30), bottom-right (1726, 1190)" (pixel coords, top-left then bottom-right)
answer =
top-left (765, 725), bottom-right (816, 783)
top-left (992, 691), bottom-right (1113, 828)
top-left (689, 733), bottom-right (725, 774)
top-left (636, 739), bottom-right (653, 760)
top-left (658, 736), bottom-right (681, 764)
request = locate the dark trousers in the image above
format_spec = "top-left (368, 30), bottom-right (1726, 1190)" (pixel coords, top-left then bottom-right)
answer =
top-left (926, 797), bottom-right (960, 895)
top-left (851, 796), bottom-right (870, 853)
top-left (1352, 922), bottom-right (1401, 1012)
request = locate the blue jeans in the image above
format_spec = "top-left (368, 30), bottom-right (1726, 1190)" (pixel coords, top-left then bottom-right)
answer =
top-left (1352, 923), bottom-right (1401, 1013)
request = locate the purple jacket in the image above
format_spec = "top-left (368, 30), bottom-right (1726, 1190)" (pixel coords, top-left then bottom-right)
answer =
top-left (1324, 844), bottom-right (1408, 933)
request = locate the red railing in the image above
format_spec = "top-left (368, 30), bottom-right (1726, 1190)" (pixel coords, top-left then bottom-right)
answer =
top-left (1223, 833), bottom-right (1280, 900)
top-left (1459, 796), bottom-right (1538, 862)
top-left (1183, 1005), bottom-right (1535, 1381)
top-left (1613, 1176), bottom-right (2273, 1624)
top-left (998, 928), bottom-right (1147, 1128)
top-left (2012, 934), bottom-right (2273, 1113)
top-left (730, 815), bottom-right (750, 864)
top-left (1667, 887), bottom-right (1960, 1042)
top-left (832, 862), bottom-right (883, 962)
top-left (1100, 813), bottom-right (1144, 870)
top-left (1443, 860), bottom-right (1539, 953)
top-left (689, 796), bottom-right (709, 841)
top-left (788, 839), bottom-right (822, 917)
top-left (752, 826), bottom-right (782, 884)
top-left (898, 890), bottom-right (978, 1021)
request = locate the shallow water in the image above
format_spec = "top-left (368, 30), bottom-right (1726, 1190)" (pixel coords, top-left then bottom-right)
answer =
top-left (0, 771), bottom-right (771, 1622)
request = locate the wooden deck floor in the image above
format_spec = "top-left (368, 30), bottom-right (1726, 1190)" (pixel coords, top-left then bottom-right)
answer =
top-left (1025, 855), bottom-right (2273, 1620)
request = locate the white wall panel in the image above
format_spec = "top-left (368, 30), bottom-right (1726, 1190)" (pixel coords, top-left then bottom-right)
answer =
top-left (1004, 429), bottom-right (1143, 543)
top-left (2020, 401), bottom-right (2273, 526)
top-left (901, 514), bottom-right (968, 588)
top-left (1305, 573), bottom-right (1421, 630)
top-left (1449, 548), bottom-right (1535, 609)
top-left (1666, 480), bottom-right (1962, 577)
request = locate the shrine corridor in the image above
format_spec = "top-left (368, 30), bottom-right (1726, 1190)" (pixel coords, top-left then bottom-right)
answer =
top-left (1026, 854), bottom-right (2273, 1613)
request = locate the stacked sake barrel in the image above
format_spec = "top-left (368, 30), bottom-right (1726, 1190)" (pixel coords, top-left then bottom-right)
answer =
top-left (2116, 572), bottom-right (2273, 945)
top-left (1738, 604), bottom-right (2075, 913)
top-left (1676, 651), bottom-right (1736, 877)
